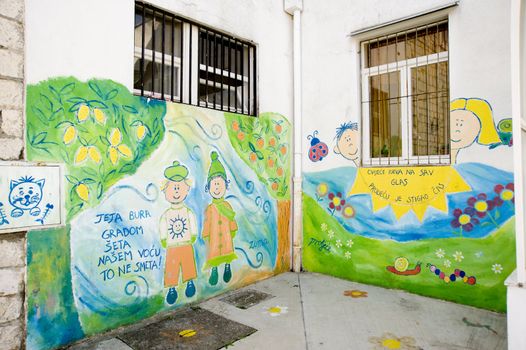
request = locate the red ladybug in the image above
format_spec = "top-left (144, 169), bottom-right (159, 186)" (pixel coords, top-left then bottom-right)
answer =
top-left (307, 131), bottom-right (329, 162)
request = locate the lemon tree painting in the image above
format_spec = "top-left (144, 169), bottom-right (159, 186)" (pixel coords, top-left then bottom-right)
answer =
top-left (27, 77), bottom-right (166, 219)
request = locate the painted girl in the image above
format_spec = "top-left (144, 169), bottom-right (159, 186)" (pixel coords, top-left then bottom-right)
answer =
top-left (202, 151), bottom-right (238, 285)
top-left (450, 98), bottom-right (501, 164)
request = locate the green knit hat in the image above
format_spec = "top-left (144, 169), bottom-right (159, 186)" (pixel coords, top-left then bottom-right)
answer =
top-left (164, 160), bottom-right (189, 181)
top-left (207, 151), bottom-right (227, 182)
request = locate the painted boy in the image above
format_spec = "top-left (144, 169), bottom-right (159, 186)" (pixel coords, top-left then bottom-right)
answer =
top-left (160, 160), bottom-right (198, 305)
top-left (334, 122), bottom-right (360, 166)
top-left (202, 151), bottom-right (238, 286)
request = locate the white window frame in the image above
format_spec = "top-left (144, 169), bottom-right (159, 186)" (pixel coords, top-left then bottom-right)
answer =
top-left (360, 27), bottom-right (450, 166)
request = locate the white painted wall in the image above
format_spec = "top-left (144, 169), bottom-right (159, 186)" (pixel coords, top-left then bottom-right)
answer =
top-left (300, 0), bottom-right (513, 172)
top-left (25, 0), bottom-right (293, 118)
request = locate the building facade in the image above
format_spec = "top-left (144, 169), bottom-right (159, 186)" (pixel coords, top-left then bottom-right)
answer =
top-left (0, 0), bottom-right (521, 349)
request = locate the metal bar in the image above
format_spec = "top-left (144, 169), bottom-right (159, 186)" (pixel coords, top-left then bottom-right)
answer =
top-left (199, 28), bottom-right (203, 105)
top-left (220, 34), bottom-right (224, 111)
top-left (180, 21), bottom-right (184, 102)
top-left (253, 44), bottom-right (257, 116)
top-left (376, 37), bottom-right (381, 163)
top-left (425, 24), bottom-right (430, 162)
top-left (235, 39), bottom-right (238, 112)
top-left (207, 30), bottom-right (211, 108)
top-left (435, 23), bottom-right (440, 156)
top-left (241, 40), bottom-right (245, 114)
top-left (214, 32), bottom-right (218, 109)
top-left (140, 3), bottom-right (145, 96)
top-left (161, 13), bottom-right (165, 99)
top-left (228, 36), bottom-right (231, 111)
top-left (189, 23), bottom-right (193, 105)
top-left (151, 8), bottom-right (155, 95)
top-left (248, 44), bottom-right (251, 115)
top-left (414, 26), bottom-right (419, 165)
top-left (171, 16), bottom-right (175, 101)
top-left (386, 36), bottom-right (391, 165)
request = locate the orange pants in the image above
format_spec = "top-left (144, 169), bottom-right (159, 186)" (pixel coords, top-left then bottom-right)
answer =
top-left (164, 245), bottom-right (197, 287)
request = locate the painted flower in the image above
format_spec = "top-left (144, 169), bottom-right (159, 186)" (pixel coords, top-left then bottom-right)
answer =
top-left (443, 259), bottom-right (451, 268)
top-left (494, 183), bottom-right (515, 206)
top-left (316, 183), bottom-right (329, 197)
top-left (435, 248), bottom-right (445, 258)
top-left (345, 251), bottom-right (352, 259)
top-left (264, 305), bottom-right (288, 317)
top-left (453, 251), bottom-right (464, 262)
top-left (328, 192), bottom-right (345, 211)
top-left (467, 193), bottom-right (495, 218)
top-left (451, 207), bottom-right (479, 232)
top-left (321, 223), bottom-right (328, 232)
top-left (492, 263), bottom-right (503, 274)
top-left (347, 239), bottom-right (354, 248)
top-left (328, 230), bottom-right (335, 239)
top-left (369, 332), bottom-right (419, 350)
top-left (341, 203), bottom-right (356, 219)
top-left (335, 239), bottom-right (342, 248)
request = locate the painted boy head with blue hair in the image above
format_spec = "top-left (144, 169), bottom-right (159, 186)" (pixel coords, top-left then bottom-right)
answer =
top-left (334, 122), bottom-right (360, 166)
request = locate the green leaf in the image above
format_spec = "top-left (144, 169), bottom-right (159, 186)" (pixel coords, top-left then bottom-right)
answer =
top-left (119, 163), bottom-right (134, 174)
top-left (31, 106), bottom-right (49, 125)
top-left (87, 100), bottom-right (108, 109)
top-left (105, 89), bottom-right (118, 100)
top-left (88, 81), bottom-right (104, 99)
top-left (40, 93), bottom-right (53, 111)
top-left (49, 85), bottom-right (61, 103)
top-left (97, 182), bottom-right (103, 199)
top-left (123, 105), bottom-right (139, 114)
top-left (256, 151), bottom-right (264, 160)
top-left (49, 107), bottom-right (64, 121)
top-left (68, 102), bottom-right (84, 113)
top-left (31, 132), bottom-right (47, 145)
top-left (248, 142), bottom-right (256, 152)
top-left (67, 97), bottom-right (86, 104)
top-left (60, 82), bottom-right (75, 95)
top-left (65, 175), bottom-right (80, 184)
top-left (495, 210), bottom-right (501, 219)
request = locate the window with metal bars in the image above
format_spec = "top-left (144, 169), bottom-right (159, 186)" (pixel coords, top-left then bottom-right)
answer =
top-left (134, 1), bottom-right (257, 116)
top-left (361, 20), bottom-right (450, 166)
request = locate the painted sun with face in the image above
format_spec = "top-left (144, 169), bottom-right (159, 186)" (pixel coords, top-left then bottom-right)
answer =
top-left (169, 215), bottom-right (188, 239)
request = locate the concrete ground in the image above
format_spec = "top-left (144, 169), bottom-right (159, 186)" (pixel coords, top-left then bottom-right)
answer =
top-left (69, 272), bottom-right (507, 350)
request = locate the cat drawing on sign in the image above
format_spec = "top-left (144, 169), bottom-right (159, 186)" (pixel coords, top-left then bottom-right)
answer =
top-left (9, 176), bottom-right (45, 218)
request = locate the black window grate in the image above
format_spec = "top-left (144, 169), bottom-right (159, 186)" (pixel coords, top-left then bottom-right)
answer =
top-left (134, 1), bottom-right (257, 116)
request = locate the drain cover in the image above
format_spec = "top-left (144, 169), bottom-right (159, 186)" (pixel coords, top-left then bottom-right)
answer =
top-left (118, 307), bottom-right (256, 350)
top-left (220, 289), bottom-right (274, 309)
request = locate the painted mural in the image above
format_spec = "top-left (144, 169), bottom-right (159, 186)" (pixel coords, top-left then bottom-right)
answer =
top-left (303, 97), bottom-right (515, 312)
top-left (25, 77), bottom-right (291, 350)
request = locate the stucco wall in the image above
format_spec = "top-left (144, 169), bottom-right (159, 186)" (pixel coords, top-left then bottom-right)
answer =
top-left (300, 0), bottom-right (516, 311)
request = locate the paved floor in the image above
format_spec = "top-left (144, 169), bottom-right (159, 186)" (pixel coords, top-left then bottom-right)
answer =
top-left (69, 272), bottom-right (507, 350)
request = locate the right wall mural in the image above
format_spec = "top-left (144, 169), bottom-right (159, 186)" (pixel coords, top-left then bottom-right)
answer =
top-left (302, 97), bottom-right (515, 312)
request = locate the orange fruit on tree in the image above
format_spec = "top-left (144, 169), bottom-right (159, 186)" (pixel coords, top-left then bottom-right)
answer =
top-left (237, 131), bottom-right (245, 141)
top-left (271, 182), bottom-right (279, 191)
top-left (256, 138), bottom-right (264, 149)
top-left (276, 167), bottom-right (284, 176)
top-left (275, 124), bottom-right (282, 133)
top-left (280, 146), bottom-right (287, 155)
top-left (267, 158), bottom-right (275, 168)
top-left (269, 138), bottom-right (276, 147)
top-left (249, 152), bottom-right (257, 162)
top-left (232, 121), bottom-right (240, 131)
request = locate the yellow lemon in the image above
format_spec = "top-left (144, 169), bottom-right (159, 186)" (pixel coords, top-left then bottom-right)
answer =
top-left (93, 108), bottom-right (106, 124)
top-left (381, 338), bottom-right (401, 349)
top-left (178, 329), bottom-right (196, 338)
top-left (117, 144), bottom-right (132, 158)
top-left (109, 128), bottom-right (122, 146)
top-left (74, 146), bottom-right (89, 164)
top-left (88, 146), bottom-right (101, 164)
top-left (394, 257), bottom-right (409, 272)
top-left (136, 125), bottom-right (147, 140)
top-left (77, 105), bottom-right (90, 122)
top-left (63, 125), bottom-right (77, 145)
top-left (109, 147), bottom-right (119, 165)
top-left (76, 183), bottom-right (89, 202)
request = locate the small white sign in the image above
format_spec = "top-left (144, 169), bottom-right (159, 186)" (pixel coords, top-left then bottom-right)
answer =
top-left (0, 162), bottom-right (65, 233)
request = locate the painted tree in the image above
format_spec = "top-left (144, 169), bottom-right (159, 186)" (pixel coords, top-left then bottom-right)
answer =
top-left (225, 112), bottom-right (292, 272)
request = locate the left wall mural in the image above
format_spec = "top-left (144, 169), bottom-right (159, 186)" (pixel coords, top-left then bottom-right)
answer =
top-left (25, 77), bottom-right (291, 350)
